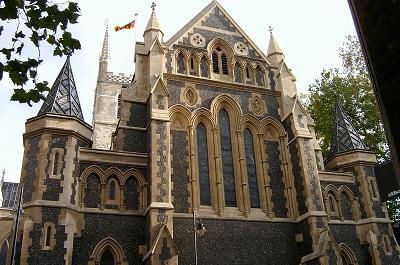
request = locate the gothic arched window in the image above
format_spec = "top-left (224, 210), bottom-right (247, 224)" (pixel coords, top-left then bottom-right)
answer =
top-left (177, 52), bottom-right (186, 74)
top-left (109, 180), bottom-right (116, 200)
top-left (234, 62), bottom-right (242, 83)
top-left (84, 173), bottom-right (101, 208)
top-left (189, 55), bottom-right (199, 76)
top-left (197, 122), bottom-right (211, 206)
top-left (212, 46), bottom-right (230, 77)
top-left (200, 56), bottom-right (209, 78)
top-left (219, 109), bottom-right (236, 207)
top-left (244, 129), bottom-right (260, 208)
top-left (124, 177), bottom-right (140, 211)
top-left (100, 249), bottom-right (115, 265)
top-left (45, 225), bottom-right (52, 247)
top-left (255, 65), bottom-right (265, 86)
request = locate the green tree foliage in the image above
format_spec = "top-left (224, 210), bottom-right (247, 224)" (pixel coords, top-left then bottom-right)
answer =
top-left (0, 0), bottom-right (81, 106)
top-left (305, 35), bottom-right (388, 161)
top-left (387, 198), bottom-right (400, 221)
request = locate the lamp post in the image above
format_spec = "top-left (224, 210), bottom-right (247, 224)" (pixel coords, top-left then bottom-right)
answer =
top-left (193, 210), bottom-right (206, 265)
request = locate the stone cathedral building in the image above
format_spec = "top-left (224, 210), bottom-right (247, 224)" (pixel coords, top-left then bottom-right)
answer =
top-left (1, 1), bottom-right (399, 264)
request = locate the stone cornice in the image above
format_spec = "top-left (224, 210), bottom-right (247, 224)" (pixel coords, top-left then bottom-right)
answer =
top-left (79, 148), bottom-right (147, 167)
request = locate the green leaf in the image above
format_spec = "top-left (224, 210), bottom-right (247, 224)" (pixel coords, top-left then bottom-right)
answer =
top-left (16, 43), bottom-right (24, 55)
top-left (15, 31), bottom-right (25, 38)
top-left (0, 26), bottom-right (4, 36)
top-left (47, 35), bottom-right (56, 45)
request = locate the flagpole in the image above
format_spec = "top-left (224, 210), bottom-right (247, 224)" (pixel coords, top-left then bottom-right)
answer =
top-left (134, 13), bottom-right (138, 73)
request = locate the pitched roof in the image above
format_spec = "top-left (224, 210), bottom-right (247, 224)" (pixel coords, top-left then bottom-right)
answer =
top-left (164, 1), bottom-right (271, 65)
top-left (329, 101), bottom-right (366, 156)
top-left (37, 56), bottom-right (84, 121)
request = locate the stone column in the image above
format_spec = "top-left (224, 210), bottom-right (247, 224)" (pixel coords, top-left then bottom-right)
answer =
top-left (236, 130), bottom-right (250, 217)
top-left (188, 125), bottom-right (198, 211)
top-left (212, 127), bottom-right (224, 216)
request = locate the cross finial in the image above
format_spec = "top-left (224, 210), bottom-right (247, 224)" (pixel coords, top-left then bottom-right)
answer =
top-left (268, 26), bottom-right (274, 35)
top-left (151, 2), bottom-right (156, 12)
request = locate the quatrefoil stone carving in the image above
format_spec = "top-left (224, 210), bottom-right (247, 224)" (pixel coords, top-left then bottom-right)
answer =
top-left (234, 42), bottom-right (249, 56)
top-left (190, 33), bottom-right (206, 47)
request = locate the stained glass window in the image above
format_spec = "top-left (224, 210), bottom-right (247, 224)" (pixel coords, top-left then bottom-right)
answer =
top-left (244, 129), bottom-right (260, 208)
top-left (197, 123), bottom-right (211, 205)
top-left (219, 109), bottom-right (236, 207)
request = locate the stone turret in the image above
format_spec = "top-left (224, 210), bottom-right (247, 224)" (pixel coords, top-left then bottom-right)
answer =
top-left (18, 57), bottom-right (91, 265)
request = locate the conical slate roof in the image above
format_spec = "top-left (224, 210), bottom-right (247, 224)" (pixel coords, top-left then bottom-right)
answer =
top-left (329, 101), bottom-right (366, 156)
top-left (37, 56), bottom-right (84, 121)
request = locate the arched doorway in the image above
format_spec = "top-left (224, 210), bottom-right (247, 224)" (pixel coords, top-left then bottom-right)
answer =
top-left (100, 249), bottom-right (115, 265)
top-left (89, 237), bottom-right (127, 265)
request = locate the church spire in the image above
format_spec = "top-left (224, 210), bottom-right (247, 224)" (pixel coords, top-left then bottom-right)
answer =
top-left (37, 55), bottom-right (84, 121)
top-left (145, 2), bottom-right (162, 34)
top-left (144, 2), bottom-right (163, 47)
top-left (267, 26), bottom-right (284, 64)
top-left (329, 100), bottom-right (366, 157)
top-left (100, 23), bottom-right (110, 62)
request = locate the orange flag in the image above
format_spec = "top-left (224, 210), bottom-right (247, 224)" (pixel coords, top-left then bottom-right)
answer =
top-left (114, 20), bottom-right (136, 32)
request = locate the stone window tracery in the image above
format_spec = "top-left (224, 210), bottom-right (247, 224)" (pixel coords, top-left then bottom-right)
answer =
top-left (211, 45), bottom-right (231, 80)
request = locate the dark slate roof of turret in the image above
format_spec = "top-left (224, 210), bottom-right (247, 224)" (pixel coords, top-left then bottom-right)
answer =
top-left (37, 56), bottom-right (84, 121)
top-left (329, 101), bottom-right (366, 156)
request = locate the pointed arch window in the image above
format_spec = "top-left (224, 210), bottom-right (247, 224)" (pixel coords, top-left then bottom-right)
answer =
top-left (255, 65), bottom-right (265, 86)
top-left (244, 129), bottom-right (260, 208)
top-left (100, 249), bottom-right (115, 265)
top-left (219, 109), bottom-right (236, 207)
top-left (197, 122), bottom-right (211, 206)
top-left (109, 180), bottom-right (116, 200)
top-left (234, 62), bottom-right (242, 83)
top-left (212, 45), bottom-right (230, 77)
top-left (45, 225), bottom-right (52, 247)
top-left (189, 55), bottom-right (199, 76)
top-left (200, 56), bottom-right (209, 78)
top-left (177, 52), bottom-right (186, 74)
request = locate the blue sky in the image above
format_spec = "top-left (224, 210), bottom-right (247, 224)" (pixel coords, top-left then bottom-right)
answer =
top-left (0, 0), bottom-right (356, 182)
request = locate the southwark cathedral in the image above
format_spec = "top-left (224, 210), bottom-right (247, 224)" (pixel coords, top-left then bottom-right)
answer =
top-left (0, 1), bottom-right (399, 264)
